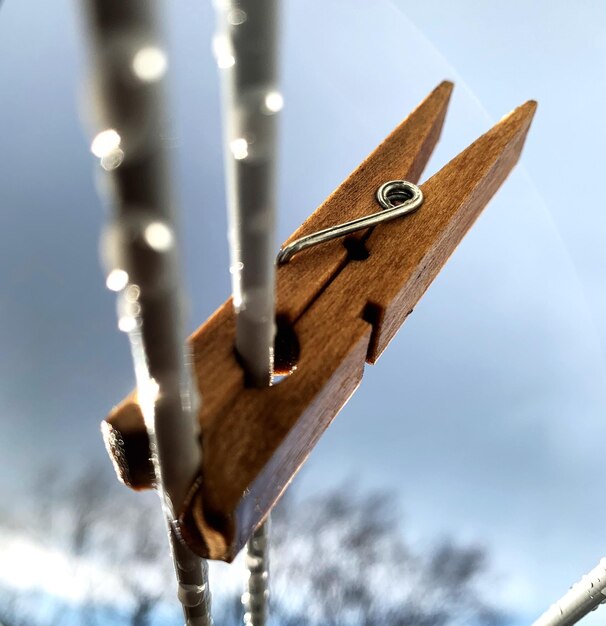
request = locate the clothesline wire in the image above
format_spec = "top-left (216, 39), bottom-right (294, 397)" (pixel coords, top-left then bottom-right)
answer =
top-left (82, 1), bottom-right (213, 624)
top-left (213, 2), bottom-right (281, 625)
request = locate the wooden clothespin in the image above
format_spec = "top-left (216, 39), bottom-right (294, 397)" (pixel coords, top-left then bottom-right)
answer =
top-left (102, 81), bottom-right (536, 561)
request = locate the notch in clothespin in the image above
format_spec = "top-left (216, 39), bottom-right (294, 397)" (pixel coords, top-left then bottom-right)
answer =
top-left (102, 81), bottom-right (536, 561)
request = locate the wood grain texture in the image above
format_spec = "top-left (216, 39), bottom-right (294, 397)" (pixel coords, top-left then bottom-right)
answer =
top-left (362, 101), bottom-right (538, 362)
top-left (276, 81), bottom-right (454, 324)
top-left (102, 86), bottom-right (536, 561)
top-left (104, 82), bottom-right (454, 490)
top-left (183, 309), bottom-right (372, 559)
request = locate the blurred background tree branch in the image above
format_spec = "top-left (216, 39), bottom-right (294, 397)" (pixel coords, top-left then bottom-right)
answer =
top-left (0, 469), bottom-right (505, 626)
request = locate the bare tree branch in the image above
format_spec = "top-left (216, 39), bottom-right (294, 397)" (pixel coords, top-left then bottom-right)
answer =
top-left (0, 472), bottom-right (506, 626)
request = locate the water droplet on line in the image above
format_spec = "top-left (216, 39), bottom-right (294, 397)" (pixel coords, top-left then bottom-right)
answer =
top-left (178, 582), bottom-right (208, 607)
top-left (118, 315), bottom-right (137, 333)
top-left (100, 148), bottom-right (124, 171)
top-left (213, 35), bottom-right (235, 69)
top-left (230, 138), bottom-right (249, 160)
top-left (125, 284), bottom-right (140, 302)
top-left (91, 129), bottom-right (121, 158)
top-left (144, 221), bottom-right (174, 252)
top-left (106, 268), bottom-right (129, 292)
top-left (132, 46), bottom-right (168, 82)
top-left (227, 8), bottom-right (247, 25)
top-left (263, 91), bottom-right (283, 114)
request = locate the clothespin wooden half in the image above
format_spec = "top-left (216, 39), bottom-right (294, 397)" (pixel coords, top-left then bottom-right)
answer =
top-left (102, 82), bottom-right (536, 561)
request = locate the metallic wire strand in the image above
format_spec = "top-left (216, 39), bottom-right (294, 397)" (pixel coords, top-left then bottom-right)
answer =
top-left (277, 180), bottom-right (423, 264)
top-left (81, 2), bottom-right (212, 624)
top-left (531, 558), bottom-right (606, 626)
top-left (214, 0), bottom-right (280, 387)
top-left (213, 2), bottom-right (280, 624)
top-left (244, 519), bottom-right (271, 626)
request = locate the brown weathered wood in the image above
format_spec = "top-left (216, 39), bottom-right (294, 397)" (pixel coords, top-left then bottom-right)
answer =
top-left (102, 86), bottom-right (536, 561)
top-left (275, 81), bottom-right (454, 324)
top-left (183, 310), bottom-right (373, 558)
top-left (362, 101), bottom-right (538, 361)
top-left (103, 81), bottom-right (454, 490)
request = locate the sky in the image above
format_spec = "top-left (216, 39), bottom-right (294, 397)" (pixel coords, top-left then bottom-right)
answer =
top-left (1, 0), bottom-right (605, 623)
